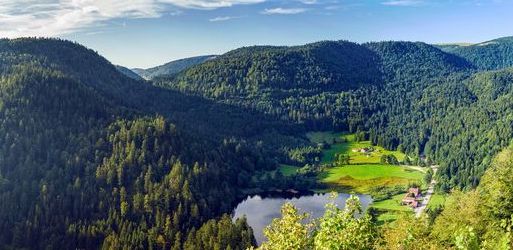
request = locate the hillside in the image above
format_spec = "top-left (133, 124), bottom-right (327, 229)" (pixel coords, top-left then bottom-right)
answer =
top-left (155, 41), bottom-right (383, 130)
top-left (439, 36), bottom-right (513, 70)
top-left (155, 38), bottom-right (513, 189)
top-left (0, 38), bottom-right (307, 249)
top-left (364, 41), bottom-right (474, 79)
top-left (133, 55), bottom-right (216, 79)
top-left (115, 65), bottom-right (144, 80)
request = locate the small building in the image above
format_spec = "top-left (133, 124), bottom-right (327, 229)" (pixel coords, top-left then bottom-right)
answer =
top-left (402, 187), bottom-right (422, 208)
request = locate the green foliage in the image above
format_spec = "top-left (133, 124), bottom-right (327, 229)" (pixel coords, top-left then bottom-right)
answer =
top-left (313, 194), bottom-right (377, 250)
top-left (380, 154), bottom-right (399, 165)
top-left (336, 154), bottom-right (351, 165)
top-left (259, 203), bottom-right (313, 250)
top-left (454, 226), bottom-right (479, 250)
top-left (258, 194), bottom-right (377, 250)
top-left (157, 39), bottom-right (513, 190)
top-left (184, 215), bottom-right (256, 250)
top-left (155, 41), bottom-right (383, 131)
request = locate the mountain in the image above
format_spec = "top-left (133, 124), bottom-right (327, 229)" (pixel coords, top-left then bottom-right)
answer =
top-left (439, 36), bottom-right (513, 70)
top-left (133, 55), bottom-right (217, 79)
top-left (0, 38), bottom-right (307, 249)
top-left (4, 36), bottom-right (513, 249)
top-left (156, 40), bottom-right (473, 131)
top-left (115, 65), bottom-right (144, 80)
top-left (364, 41), bottom-right (474, 79)
top-left (155, 41), bottom-right (383, 130)
top-left (155, 39), bottom-right (513, 190)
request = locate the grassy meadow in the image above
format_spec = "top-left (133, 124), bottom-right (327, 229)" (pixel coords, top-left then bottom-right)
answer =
top-left (321, 164), bottom-right (424, 193)
top-left (309, 132), bottom-right (406, 164)
top-left (307, 131), bottom-right (427, 222)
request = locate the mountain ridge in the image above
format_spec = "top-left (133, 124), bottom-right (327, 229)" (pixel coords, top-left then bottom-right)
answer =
top-left (132, 55), bottom-right (217, 79)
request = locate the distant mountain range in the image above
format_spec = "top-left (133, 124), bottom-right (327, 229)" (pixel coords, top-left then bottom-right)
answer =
top-left (128, 55), bottom-right (217, 80)
top-left (115, 65), bottom-right (144, 80)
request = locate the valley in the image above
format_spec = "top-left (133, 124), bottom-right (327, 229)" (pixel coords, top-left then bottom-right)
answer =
top-left (1, 36), bottom-right (513, 249)
top-left (273, 132), bottom-right (433, 223)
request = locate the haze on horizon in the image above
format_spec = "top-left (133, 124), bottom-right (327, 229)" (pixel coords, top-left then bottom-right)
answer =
top-left (1, 0), bottom-right (511, 68)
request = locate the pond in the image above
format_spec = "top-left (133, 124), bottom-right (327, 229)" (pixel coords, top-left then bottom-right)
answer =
top-left (233, 192), bottom-right (373, 245)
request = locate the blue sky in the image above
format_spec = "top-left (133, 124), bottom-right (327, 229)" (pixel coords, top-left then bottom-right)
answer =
top-left (1, 0), bottom-right (512, 68)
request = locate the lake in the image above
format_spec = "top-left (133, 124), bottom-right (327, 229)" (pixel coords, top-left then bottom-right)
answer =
top-left (233, 192), bottom-right (372, 245)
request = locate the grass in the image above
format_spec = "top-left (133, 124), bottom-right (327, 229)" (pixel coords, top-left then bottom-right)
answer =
top-left (314, 132), bottom-right (406, 164)
top-left (279, 164), bottom-right (299, 177)
top-left (320, 165), bottom-right (424, 193)
top-left (427, 193), bottom-right (447, 209)
top-left (376, 211), bottom-right (412, 226)
top-left (306, 131), bottom-right (427, 223)
top-left (372, 193), bottom-right (411, 212)
top-left (322, 164), bottom-right (424, 182)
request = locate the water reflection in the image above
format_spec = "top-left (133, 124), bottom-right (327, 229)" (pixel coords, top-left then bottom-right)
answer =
top-left (233, 192), bottom-right (372, 245)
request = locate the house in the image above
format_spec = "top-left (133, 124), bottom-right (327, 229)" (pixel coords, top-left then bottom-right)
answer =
top-left (402, 187), bottom-right (422, 208)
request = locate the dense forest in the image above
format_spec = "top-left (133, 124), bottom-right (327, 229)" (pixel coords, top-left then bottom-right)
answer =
top-left (2, 36), bottom-right (513, 249)
top-left (438, 36), bottom-right (513, 70)
top-left (0, 38), bottom-right (304, 249)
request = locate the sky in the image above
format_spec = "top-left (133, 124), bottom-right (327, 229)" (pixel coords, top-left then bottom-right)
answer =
top-left (1, 0), bottom-right (512, 68)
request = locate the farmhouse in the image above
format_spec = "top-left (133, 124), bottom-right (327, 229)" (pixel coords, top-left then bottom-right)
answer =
top-left (402, 187), bottom-right (422, 208)
top-left (352, 147), bottom-right (373, 153)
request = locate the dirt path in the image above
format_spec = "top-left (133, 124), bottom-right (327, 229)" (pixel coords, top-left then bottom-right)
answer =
top-left (414, 165), bottom-right (438, 217)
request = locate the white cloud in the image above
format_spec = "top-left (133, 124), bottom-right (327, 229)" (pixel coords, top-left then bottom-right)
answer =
top-left (262, 7), bottom-right (307, 15)
top-left (160, 0), bottom-right (264, 9)
top-left (299, 0), bottom-right (317, 4)
top-left (209, 15), bottom-right (240, 22)
top-left (0, 0), bottom-right (265, 38)
top-left (381, 0), bottom-right (423, 6)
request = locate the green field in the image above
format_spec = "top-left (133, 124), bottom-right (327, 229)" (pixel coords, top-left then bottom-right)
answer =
top-left (372, 193), bottom-right (411, 212)
top-left (312, 132), bottom-right (406, 164)
top-left (308, 132), bottom-right (426, 222)
top-left (427, 193), bottom-right (447, 209)
top-left (321, 165), bottom-right (424, 193)
top-left (311, 132), bottom-right (422, 192)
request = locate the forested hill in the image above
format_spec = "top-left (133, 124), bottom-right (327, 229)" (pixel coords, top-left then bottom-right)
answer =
top-left (438, 36), bottom-right (513, 70)
top-left (364, 41), bottom-right (474, 79)
top-left (155, 40), bottom-right (473, 131)
top-left (155, 38), bottom-right (513, 189)
top-left (0, 38), bottom-right (308, 249)
top-left (115, 65), bottom-right (144, 80)
top-left (132, 55), bottom-right (217, 80)
top-left (154, 41), bottom-right (384, 130)
top-left (166, 41), bottom-right (382, 93)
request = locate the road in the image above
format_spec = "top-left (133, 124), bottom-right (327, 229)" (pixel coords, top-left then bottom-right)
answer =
top-left (414, 165), bottom-right (438, 217)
